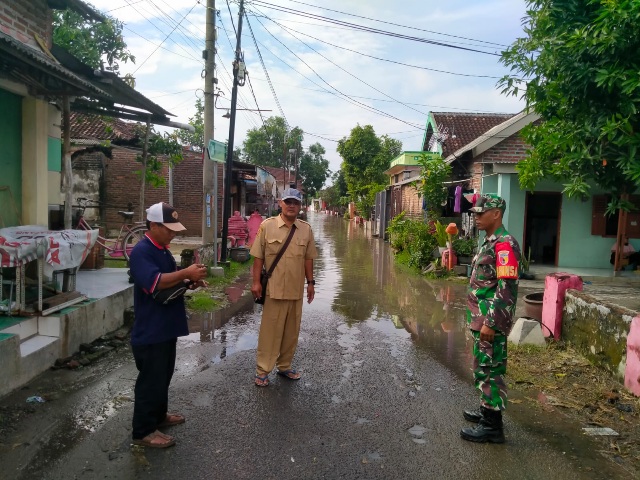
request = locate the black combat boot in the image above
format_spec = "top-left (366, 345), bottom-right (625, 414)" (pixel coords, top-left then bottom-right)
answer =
top-left (460, 407), bottom-right (505, 443)
top-left (462, 408), bottom-right (482, 423)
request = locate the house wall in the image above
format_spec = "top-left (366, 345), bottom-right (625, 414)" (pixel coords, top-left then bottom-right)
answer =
top-left (483, 173), bottom-right (631, 269)
top-left (0, 88), bottom-right (22, 227)
top-left (22, 97), bottom-right (50, 226)
top-left (0, 0), bottom-right (51, 48)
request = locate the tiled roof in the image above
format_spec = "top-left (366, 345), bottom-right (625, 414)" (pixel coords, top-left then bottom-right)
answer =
top-left (69, 113), bottom-right (141, 141)
top-left (426, 112), bottom-right (516, 158)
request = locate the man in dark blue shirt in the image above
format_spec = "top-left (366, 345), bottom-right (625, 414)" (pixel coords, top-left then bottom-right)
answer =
top-left (129, 202), bottom-right (208, 448)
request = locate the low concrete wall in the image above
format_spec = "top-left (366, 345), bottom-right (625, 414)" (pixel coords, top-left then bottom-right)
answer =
top-left (0, 334), bottom-right (21, 397)
top-left (563, 289), bottom-right (635, 379)
top-left (59, 287), bottom-right (133, 357)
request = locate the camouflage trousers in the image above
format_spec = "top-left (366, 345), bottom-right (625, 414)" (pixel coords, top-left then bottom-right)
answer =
top-left (471, 330), bottom-right (508, 411)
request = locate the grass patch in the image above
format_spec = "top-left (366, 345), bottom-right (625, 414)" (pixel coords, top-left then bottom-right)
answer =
top-left (185, 258), bottom-right (253, 313)
top-left (103, 258), bottom-right (128, 268)
top-left (186, 291), bottom-right (220, 312)
top-left (205, 258), bottom-right (252, 286)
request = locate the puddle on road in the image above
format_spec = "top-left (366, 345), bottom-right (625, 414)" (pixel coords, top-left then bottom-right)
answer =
top-left (176, 279), bottom-right (261, 375)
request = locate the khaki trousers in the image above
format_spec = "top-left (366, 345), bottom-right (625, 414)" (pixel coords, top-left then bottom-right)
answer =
top-left (256, 296), bottom-right (303, 376)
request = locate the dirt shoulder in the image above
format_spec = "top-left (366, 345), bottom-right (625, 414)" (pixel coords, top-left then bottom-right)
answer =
top-left (508, 342), bottom-right (640, 475)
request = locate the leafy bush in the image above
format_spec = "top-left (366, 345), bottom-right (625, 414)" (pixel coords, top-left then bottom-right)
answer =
top-left (452, 236), bottom-right (477, 257)
top-left (387, 213), bottom-right (437, 269)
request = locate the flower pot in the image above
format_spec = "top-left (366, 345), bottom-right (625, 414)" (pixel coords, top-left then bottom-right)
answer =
top-left (523, 292), bottom-right (544, 322)
top-left (458, 255), bottom-right (472, 265)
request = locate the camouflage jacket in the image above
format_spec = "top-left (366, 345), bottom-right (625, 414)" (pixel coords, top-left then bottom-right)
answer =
top-left (467, 225), bottom-right (521, 334)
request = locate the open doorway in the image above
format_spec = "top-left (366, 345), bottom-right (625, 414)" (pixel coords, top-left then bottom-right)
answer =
top-left (524, 192), bottom-right (562, 266)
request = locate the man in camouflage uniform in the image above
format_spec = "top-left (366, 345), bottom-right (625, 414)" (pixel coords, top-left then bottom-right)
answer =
top-left (461, 194), bottom-right (520, 444)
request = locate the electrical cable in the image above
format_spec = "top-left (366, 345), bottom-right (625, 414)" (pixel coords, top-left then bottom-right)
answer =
top-left (251, 13), bottom-right (423, 129)
top-left (145, 0), bottom-right (205, 57)
top-left (285, 0), bottom-right (509, 48)
top-left (244, 13), bottom-right (288, 126)
top-left (123, 25), bottom-right (201, 63)
top-left (132, 1), bottom-right (199, 74)
top-left (256, 10), bottom-right (428, 117)
top-left (255, 15), bottom-right (502, 79)
top-left (251, 1), bottom-right (501, 56)
top-left (216, 13), bottom-right (264, 129)
top-left (123, 0), bottom-right (202, 64)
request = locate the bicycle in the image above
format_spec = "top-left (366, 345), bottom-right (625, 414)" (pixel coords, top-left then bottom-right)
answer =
top-left (74, 197), bottom-right (147, 262)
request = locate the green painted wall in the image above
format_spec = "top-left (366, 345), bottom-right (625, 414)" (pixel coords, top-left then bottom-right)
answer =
top-left (483, 174), bottom-right (630, 269)
top-left (0, 89), bottom-right (22, 226)
top-left (47, 137), bottom-right (61, 172)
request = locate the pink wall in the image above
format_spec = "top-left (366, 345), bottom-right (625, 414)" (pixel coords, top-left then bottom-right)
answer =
top-left (541, 273), bottom-right (583, 339)
top-left (625, 316), bottom-right (640, 396)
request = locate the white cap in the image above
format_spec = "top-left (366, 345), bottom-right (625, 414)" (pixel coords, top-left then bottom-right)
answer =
top-left (146, 202), bottom-right (186, 231)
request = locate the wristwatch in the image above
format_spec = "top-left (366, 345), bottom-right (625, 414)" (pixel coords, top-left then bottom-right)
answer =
top-left (307, 279), bottom-right (316, 285)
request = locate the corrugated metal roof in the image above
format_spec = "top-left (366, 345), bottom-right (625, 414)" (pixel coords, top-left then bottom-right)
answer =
top-left (0, 30), bottom-right (108, 96)
top-left (47, 0), bottom-right (105, 21)
top-left (51, 45), bottom-right (173, 118)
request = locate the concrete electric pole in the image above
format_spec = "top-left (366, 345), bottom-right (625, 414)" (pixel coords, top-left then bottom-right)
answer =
top-left (202, 0), bottom-right (216, 245)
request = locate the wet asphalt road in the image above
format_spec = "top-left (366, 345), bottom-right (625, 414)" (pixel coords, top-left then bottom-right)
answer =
top-left (0, 214), bottom-right (631, 479)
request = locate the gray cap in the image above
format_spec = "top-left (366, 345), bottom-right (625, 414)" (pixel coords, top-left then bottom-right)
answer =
top-left (281, 188), bottom-right (302, 202)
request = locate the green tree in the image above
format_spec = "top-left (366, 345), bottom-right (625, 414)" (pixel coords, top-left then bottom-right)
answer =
top-left (337, 125), bottom-right (402, 219)
top-left (53, 9), bottom-right (135, 75)
top-left (500, 0), bottom-right (640, 212)
top-left (299, 143), bottom-right (330, 198)
top-left (319, 170), bottom-right (348, 212)
top-left (177, 97), bottom-right (204, 150)
top-left (242, 116), bottom-right (303, 167)
top-left (134, 129), bottom-right (184, 188)
top-left (416, 154), bottom-right (452, 219)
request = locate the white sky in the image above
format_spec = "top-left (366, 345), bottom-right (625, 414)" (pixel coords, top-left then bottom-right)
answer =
top-left (86, 0), bottom-right (527, 176)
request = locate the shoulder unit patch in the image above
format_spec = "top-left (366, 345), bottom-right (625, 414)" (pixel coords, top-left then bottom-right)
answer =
top-left (495, 241), bottom-right (518, 279)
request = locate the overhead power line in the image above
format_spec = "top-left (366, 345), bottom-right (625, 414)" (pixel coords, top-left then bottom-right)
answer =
top-left (251, 0), bottom-right (501, 56)
top-left (244, 12), bottom-right (288, 126)
top-left (132, 1), bottom-right (199, 74)
top-left (285, 0), bottom-right (509, 48)
top-left (255, 16), bottom-right (502, 79)
top-left (251, 13), bottom-right (423, 129)
top-left (254, 10), bottom-right (428, 118)
top-left (123, 0), bottom-right (202, 65)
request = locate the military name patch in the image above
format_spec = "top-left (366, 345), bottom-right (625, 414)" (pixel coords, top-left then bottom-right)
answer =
top-left (495, 241), bottom-right (518, 279)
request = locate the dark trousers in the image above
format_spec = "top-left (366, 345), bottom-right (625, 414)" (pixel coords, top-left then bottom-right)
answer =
top-left (131, 339), bottom-right (177, 439)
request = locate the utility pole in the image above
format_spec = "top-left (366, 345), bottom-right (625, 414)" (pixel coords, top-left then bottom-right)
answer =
top-left (202, 0), bottom-right (216, 245)
top-left (220, 0), bottom-right (245, 263)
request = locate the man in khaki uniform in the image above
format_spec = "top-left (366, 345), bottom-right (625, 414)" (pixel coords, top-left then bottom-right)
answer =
top-left (250, 188), bottom-right (318, 387)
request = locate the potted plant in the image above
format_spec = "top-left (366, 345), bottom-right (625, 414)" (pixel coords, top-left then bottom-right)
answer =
top-left (452, 236), bottom-right (477, 265)
top-left (433, 220), bottom-right (449, 256)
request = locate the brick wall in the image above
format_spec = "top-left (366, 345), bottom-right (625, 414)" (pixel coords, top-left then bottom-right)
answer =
top-left (401, 183), bottom-right (423, 220)
top-left (100, 147), bottom-right (223, 238)
top-left (0, 0), bottom-right (51, 48)
top-left (477, 131), bottom-right (529, 164)
top-left (471, 162), bottom-right (482, 193)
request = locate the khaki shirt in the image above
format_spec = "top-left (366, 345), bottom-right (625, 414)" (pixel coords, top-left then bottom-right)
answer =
top-left (249, 215), bottom-right (318, 300)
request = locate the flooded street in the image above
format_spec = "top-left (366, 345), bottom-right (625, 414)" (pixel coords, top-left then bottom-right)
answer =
top-left (0, 213), bottom-right (630, 479)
